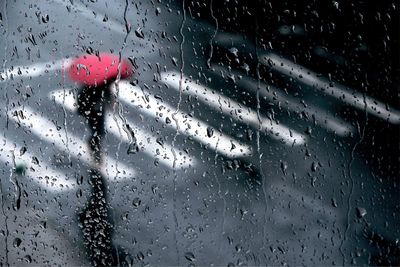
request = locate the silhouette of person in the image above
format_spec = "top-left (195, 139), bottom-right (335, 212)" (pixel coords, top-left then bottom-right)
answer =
top-left (77, 83), bottom-right (112, 164)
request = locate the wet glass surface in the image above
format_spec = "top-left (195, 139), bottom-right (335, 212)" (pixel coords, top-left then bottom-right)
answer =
top-left (0, 0), bottom-right (399, 266)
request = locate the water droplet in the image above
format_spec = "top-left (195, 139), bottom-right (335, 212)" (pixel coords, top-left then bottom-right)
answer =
top-left (230, 141), bottom-right (236, 151)
top-left (125, 124), bottom-right (139, 154)
top-left (311, 162), bottom-right (318, 172)
top-left (41, 14), bottom-right (49, 23)
top-left (13, 238), bottom-right (22, 248)
top-left (128, 56), bottom-right (138, 69)
top-left (241, 63), bottom-right (250, 73)
top-left (20, 147), bottom-right (27, 156)
top-left (331, 198), bottom-right (338, 207)
top-left (356, 207), bottom-right (367, 218)
top-left (14, 197), bottom-right (21, 210)
top-left (132, 197), bottom-right (141, 208)
top-left (24, 255), bottom-right (32, 263)
top-left (184, 252), bottom-right (196, 262)
top-left (77, 175), bottom-right (83, 185)
top-left (137, 251), bottom-right (145, 261)
top-left (76, 189), bottom-right (83, 198)
top-left (332, 1), bottom-right (339, 10)
top-left (135, 27), bottom-right (144, 39)
top-left (207, 127), bottom-right (214, 137)
top-left (154, 94), bottom-right (163, 101)
top-left (171, 57), bottom-right (178, 67)
top-left (156, 137), bottom-right (164, 147)
top-left (40, 221), bottom-right (47, 229)
top-left (31, 156), bottom-right (39, 165)
top-left (151, 184), bottom-right (158, 194)
top-left (235, 245), bottom-right (242, 252)
top-left (246, 129), bottom-right (253, 141)
top-left (86, 46), bottom-right (94, 54)
top-left (280, 161), bottom-right (288, 175)
top-left (155, 7), bottom-right (161, 16)
top-left (127, 143), bottom-right (139, 154)
top-left (229, 47), bottom-right (239, 57)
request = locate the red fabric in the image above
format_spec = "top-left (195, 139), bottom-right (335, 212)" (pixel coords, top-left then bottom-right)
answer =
top-left (68, 53), bottom-right (134, 86)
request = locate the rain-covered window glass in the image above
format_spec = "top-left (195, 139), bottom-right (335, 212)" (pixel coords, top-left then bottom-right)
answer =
top-left (0, 0), bottom-right (399, 266)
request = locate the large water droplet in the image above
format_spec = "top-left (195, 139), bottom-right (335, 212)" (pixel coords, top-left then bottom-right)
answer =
top-left (184, 252), bottom-right (196, 262)
top-left (331, 198), bottom-right (338, 207)
top-left (132, 197), bottom-right (141, 208)
top-left (171, 57), bottom-right (178, 67)
top-left (41, 14), bottom-right (49, 23)
top-left (13, 238), bottom-right (22, 248)
top-left (135, 27), bottom-right (144, 39)
top-left (207, 127), bottom-right (214, 138)
top-left (280, 161), bottom-right (288, 175)
top-left (19, 147), bottom-right (27, 156)
top-left (356, 207), bottom-right (367, 218)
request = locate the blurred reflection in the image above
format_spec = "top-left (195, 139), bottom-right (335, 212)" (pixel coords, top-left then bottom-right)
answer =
top-left (69, 52), bottom-right (135, 265)
top-left (77, 84), bottom-right (128, 266)
top-left (78, 168), bottom-right (114, 266)
top-left (77, 84), bottom-right (111, 164)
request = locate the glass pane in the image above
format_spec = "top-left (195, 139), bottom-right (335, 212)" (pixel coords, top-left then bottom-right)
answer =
top-left (0, 0), bottom-right (398, 265)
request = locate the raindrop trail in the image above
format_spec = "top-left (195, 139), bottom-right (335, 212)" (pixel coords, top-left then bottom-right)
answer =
top-left (171, 1), bottom-right (187, 263)
top-left (0, 5), bottom-right (11, 264)
top-left (114, 0), bottom-right (134, 149)
top-left (0, 141), bottom-right (10, 267)
top-left (206, 0), bottom-right (218, 69)
top-left (10, 149), bottom-right (21, 212)
top-left (172, 0), bottom-right (187, 129)
top-left (59, 51), bottom-right (71, 165)
top-left (112, 0), bottom-right (132, 185)
top-left (112, 84), bottom-right (127, 182)
top-left (171, 0), bottom-right (187, 145)
top-left (254, 8), bottom-right (269, 257)
top-left (111, 0), bottom-right (132, 260)
top-left (339, 96), bottom-right (367, 265)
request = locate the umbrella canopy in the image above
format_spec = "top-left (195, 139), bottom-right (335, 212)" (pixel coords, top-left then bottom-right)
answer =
top-left (68, 53), bottom-right (134, 86)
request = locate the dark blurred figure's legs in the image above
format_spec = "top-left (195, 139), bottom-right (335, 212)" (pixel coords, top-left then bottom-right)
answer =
top-left (76, 84), bottom-right (130, 266)
top-left (79, 169), bottom-right (114, 266)
top-left (77, 85), bottom-right (110, 164)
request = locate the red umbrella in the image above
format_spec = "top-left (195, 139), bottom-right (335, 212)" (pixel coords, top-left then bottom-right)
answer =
top-left (67, 53), bottom-right (134, 86)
